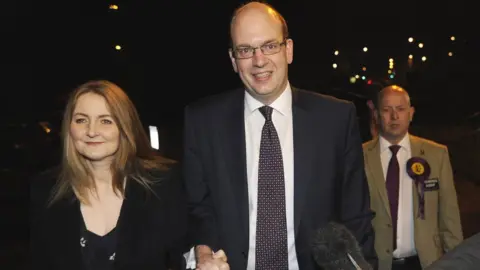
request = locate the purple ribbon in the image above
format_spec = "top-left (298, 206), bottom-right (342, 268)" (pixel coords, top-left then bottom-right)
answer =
top-left (406, 157), bottom-right (431, 220)
top-left (417, 182), bottom-right (425, 219)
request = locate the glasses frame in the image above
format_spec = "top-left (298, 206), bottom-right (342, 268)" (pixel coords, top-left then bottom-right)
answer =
top-left (231, 39), bottom-right (288, 59)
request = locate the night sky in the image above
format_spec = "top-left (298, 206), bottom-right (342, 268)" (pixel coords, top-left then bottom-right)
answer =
top-left (3, 0), bottom-right (477, 126)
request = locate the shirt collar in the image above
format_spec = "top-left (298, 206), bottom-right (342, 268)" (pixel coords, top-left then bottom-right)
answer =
top-left (379, 133), bottom-right (410, 153)
top-left (244, 82), bottom-right (292, 116)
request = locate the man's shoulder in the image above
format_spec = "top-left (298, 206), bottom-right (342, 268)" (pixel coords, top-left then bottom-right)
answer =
top-left (185, 88), bottom-right (243, 113)
top-left (30, 166), bottom-right (61, 210)
top-left (361, 135), bottom-right (448, 151)
top-left (426, 232), bottom-right (480, 268)
top-left (411, 135), bottom-right (448, 152)
top-left (31, 166), bottom-right (60, 190)
top-left (293, 87), bottom-right (354, 108)
top-left (362, 138), bottom-right (377, 150)
top-left (185, 87), bottom-right (356, 115)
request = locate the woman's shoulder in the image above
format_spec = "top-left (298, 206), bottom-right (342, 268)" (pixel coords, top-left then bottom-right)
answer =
top-left (30, 166), bottom-right (62, 210)
top-left (142, 155), bottom-right (181, 181)
top-left (140, 157), bottom-right (183, 196)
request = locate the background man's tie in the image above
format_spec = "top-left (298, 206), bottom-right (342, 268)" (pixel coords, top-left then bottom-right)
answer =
top-left (386, 144), bottom-right (401, 251)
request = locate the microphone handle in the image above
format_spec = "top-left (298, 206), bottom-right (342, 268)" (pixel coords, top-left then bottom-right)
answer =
top-left (347, 253), bottom-right (362, 270)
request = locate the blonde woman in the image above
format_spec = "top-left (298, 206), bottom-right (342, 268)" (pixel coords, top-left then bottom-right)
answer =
top-left (30, 80), bottom-right (188, 270)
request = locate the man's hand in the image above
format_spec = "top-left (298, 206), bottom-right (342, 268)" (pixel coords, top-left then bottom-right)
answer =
top-left (195, 246), bottom-right (229, 270)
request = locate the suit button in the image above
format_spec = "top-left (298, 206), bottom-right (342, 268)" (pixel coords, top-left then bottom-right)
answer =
top-left (386, 249), bottom-right (390, 253)
top-left (387, 224), bottom-right (392, 227)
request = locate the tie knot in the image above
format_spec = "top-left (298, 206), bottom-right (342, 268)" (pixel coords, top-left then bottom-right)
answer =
top-left (259, 106), bottom-right (273, 121)
top-left (389, 145), bottom-right (401, 155)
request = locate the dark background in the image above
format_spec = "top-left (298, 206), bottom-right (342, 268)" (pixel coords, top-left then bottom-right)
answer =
top-left (1, 0), bottom-right (479, 268)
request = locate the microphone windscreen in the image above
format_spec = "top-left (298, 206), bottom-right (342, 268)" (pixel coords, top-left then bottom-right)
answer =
top-left (311, 222), bottom-right (372, 270)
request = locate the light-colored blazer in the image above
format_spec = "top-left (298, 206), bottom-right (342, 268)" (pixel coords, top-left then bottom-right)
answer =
top-left (363, 135), bottom-right (463, 270)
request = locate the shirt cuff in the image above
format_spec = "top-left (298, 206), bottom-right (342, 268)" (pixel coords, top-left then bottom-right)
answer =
top-left (184, 247), bottom-right (196, 269)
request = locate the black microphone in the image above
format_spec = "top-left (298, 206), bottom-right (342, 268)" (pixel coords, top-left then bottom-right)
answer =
top-left (311, 222), bottom-right (373, 270)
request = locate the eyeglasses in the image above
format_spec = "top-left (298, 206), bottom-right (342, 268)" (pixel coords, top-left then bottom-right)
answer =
top-left (231, 40), bottom-right (287, 59)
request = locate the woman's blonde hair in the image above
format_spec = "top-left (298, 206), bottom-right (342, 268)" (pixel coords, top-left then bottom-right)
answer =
top-left (50, 80), bottom-right (171, 205)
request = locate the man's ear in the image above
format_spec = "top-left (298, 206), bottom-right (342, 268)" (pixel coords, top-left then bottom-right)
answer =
top-left (373, 109), bottom-right (379, 122)
top-left (228, 49), bottom-right (238, 73)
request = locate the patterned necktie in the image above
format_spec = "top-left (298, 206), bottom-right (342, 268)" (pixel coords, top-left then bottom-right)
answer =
top-left (386, 144), bottom-right (401, 251)
top-left (255, 106), bottom-right (288, 270)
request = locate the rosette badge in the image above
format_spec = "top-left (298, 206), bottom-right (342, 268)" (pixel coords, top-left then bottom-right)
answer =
top-left (407, 157), bottom-right (431, 180)
top-left (406, 157), bottom-right (431, 219)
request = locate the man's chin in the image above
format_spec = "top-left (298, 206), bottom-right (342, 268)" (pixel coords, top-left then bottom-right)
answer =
top-left (384, 131), bottom-right (407, 140)
top-left (246, 87), bottom-right (273, 97)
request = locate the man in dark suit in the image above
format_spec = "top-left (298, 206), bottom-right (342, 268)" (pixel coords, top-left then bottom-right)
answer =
top-left (183, 2), bottom-right (377, 270)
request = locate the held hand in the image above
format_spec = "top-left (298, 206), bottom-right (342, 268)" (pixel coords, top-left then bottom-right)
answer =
top-left (196, 257), bottom-right (229, 270)
top-left (212, 249), bottom-right (228, 262)
top-left (196, 249), bottom-right (229, 270)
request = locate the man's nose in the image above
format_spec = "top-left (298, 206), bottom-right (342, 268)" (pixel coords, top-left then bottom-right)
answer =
top-left (390, 110), bottom-right (399, 120)
top-left (252, 49), bottom-right (267, 67)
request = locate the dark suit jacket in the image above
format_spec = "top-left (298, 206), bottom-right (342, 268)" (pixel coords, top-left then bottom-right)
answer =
top-left (183, 88), bottom-right (378, 270)
top-left (425, 232), bottom-right (480, 270)
top-left (30, 164), bottom-right (188, 270)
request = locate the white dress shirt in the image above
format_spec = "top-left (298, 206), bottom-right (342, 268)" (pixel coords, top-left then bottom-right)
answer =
top-left (379, 134), bottom-right (417, 258)
top-left (244, 82), bottom-right (298, 270)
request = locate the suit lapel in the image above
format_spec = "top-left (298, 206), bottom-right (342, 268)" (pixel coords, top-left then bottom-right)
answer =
top-left (222, 90), bottom-right (249, 244)
top-left (291, 88), bottom-right (316, 234)
top-left (365, 139), bottom-right (392, 218)
top-left (49, 196), bottom-right (84, 270)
